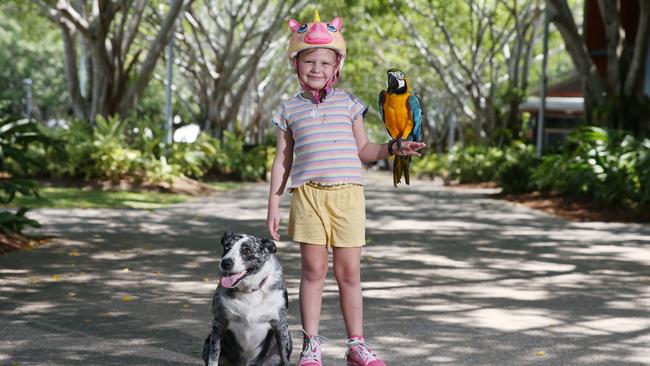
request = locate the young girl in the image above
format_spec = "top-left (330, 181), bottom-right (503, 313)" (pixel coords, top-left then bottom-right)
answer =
top-left (266, 11), bottom-right (425, 366)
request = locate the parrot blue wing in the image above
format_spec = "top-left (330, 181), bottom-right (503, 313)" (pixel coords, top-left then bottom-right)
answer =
top-left (378, 90), bottom-right (386, 123)
top-left (408, 94), bottom-right (422, 141)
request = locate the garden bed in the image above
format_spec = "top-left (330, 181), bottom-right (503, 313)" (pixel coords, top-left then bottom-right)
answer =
top-left (0, 232), bottom-right (50, 256)
top-left (494, 191), bottom-right (650, 223)
top-left (448, 181), bottom-right (649, 223)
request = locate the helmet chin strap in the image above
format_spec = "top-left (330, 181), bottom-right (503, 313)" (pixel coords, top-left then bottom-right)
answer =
top-left (295, 54), bottom-right (341, 105)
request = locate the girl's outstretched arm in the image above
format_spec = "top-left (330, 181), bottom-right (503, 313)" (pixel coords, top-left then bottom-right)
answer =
top-left (352, 116), bottom-right (425, 163)
top-left (267, 128), bottom-right (293, 240)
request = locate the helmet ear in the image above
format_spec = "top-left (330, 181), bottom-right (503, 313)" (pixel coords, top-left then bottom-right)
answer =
top-left (288, 19), bottom-right (301, 32)
top-left (331, 17), bottom-right (342, 30)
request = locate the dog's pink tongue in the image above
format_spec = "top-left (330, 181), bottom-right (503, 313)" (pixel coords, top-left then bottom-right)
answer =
top-left (220, 271), bottom-right (246, 288)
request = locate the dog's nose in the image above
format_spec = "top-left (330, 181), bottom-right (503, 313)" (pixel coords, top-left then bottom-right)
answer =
top-left (220, 258), bottom-right (233, 271)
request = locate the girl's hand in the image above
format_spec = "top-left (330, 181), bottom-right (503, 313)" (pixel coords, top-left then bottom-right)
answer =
top-left (267, 207), bottom-right (281, 240)
top-left (395, 141), bottom-right (427, 157)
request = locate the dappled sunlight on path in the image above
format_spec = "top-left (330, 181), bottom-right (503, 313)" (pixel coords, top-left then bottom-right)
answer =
top-left (1, 171), bottom-right (649, 365)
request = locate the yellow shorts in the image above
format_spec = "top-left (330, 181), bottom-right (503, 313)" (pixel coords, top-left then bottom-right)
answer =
top-left (288, 182), bottom-right (366, 248)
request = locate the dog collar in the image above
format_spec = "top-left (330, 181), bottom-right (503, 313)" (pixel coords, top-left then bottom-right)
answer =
top-left (238, 275), bottom-right (270, 293)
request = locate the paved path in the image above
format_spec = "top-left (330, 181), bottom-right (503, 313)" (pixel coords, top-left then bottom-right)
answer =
top-left (1, 172), bottom-right (649, 365)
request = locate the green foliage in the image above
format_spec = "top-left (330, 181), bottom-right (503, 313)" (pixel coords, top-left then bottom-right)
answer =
top-left (411, 127), bottom-right (648, 212)
top-left (91, 115), bottom-right (147, 181)
top-left (411, 152), bottom-right (448, 178)
top-left (496, 142), bottom-right (539, 194)
top-left (0, 113), bottom-right (50, 233)
top-left (28, 117), bottom-right (270, 184)
top-left (7, 186), bottom-right (190, 210)
top-left (0, 207), bottom-right (39, 233)
top-left (636, 140), bottom-right (650, 205)
top-left (0, 4), bottom-right (67, 118)
top-left (448, 145), bottom-right (506, 183)
top-left (214, 131), bottom-right (269, 181)
top-left (32, 116), bottom-right (179, 183)
top-left (531, 126), bottom-right (649, 207)
top-left (34, 119), bottom-right (94, 178)
top-left (170, 134), bottom-right (218, 179)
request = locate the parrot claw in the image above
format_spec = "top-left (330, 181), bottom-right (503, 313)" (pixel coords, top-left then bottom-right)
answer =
top-left (395, 137), bottom-right (403, 155)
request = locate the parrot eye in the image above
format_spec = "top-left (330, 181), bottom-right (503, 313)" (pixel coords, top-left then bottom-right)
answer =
top-left (327, 24), bottom-right (337, 32)
top-left (297, 24), bottom-right (308, 34)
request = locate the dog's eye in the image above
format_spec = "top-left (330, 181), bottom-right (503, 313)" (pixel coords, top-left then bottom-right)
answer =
top-left (242, 248), bottom-right (252, 256)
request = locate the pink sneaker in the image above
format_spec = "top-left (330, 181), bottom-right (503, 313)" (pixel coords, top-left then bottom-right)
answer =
top-left (298, 334), bottom-right (326, 366)
top-left (345, 337), bottom-right (386, 366)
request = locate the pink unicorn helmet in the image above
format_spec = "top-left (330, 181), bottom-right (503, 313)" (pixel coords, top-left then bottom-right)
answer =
top-left (287, 10), bottom-right (346, 103)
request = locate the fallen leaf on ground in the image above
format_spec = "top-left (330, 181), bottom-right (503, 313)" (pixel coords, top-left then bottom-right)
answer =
top-left (121, 294), bottom-right (133, 301)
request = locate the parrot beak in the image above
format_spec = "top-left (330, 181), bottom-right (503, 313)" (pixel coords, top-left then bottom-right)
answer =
top-left (388, 73), bottom-right (406, 93)
top-left (388, 73), bottom-right (399, 91)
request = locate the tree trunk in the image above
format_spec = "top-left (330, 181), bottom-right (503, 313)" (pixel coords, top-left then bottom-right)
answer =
top-left (60, 26), bottom-right (85, 119)
top-left (547, 0), bottom-right (608, 125)
top-left (36, 0), bottom-right (188, 124)
top-left (598, 0), bottom-right (622, 92)
top-left (121, 0), bottom-right (185, 115)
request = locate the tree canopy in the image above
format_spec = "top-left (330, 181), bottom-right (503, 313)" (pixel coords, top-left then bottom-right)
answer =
top-left (1, 0), bottom-right (647, 146)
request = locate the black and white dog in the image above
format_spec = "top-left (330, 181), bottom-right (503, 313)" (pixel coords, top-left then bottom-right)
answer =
top-left (202, 231), bottom-right (292, 366)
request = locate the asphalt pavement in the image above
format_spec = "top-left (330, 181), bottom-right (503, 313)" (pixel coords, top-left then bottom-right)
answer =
top-left (1, 171), bottom-right (649, 365)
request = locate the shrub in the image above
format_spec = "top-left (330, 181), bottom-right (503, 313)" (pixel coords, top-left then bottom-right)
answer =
top-left (29, 117), bottom-right (274, 184)
top-left (636, 139), bottom-right (650, 205)
top-left (497, 142), bottom-right (539, 194)
top-left (213, 131), bottom-right (268, 181)
top-left (448, 145), bottom-right (505, 183)
top-left (532, 126), bottom-right (647, 207)
top-left (0, 115), bottom-right (48, 234)
top-left (170, 133), bottom-right (219, 179)
top-left (37, 119), bottom-right (94, 178)
top-left (411, 152), bottom-right (448, 179)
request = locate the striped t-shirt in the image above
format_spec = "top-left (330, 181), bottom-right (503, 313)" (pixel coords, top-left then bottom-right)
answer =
top-left (272, 88), bottom-right (368, 188)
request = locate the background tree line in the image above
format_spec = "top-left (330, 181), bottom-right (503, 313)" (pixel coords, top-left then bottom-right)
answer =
top-left (4, 0), bottom-right (617, 146)
top-left (4, 1), bottom-right (648, 142)
top-left (0, 0), bottom-right (648, 218)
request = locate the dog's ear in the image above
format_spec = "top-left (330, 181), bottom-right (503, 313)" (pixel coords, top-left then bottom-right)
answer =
top-left (221, 231), bottom-right (236, 246)
top-left (261, 237), bottom-right (277, 254)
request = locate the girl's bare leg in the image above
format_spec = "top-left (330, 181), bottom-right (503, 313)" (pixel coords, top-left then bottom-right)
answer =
top-left (299, 243), bottom-right (329, 336)
top-left (332, 246), bottom-right (363, 337)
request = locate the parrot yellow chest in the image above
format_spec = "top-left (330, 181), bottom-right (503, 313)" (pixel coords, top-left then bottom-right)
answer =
top-left (383, 92), bottom-right (413, 139)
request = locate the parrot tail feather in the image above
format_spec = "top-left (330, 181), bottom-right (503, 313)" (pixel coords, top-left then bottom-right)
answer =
top-left (404, 156), bottom-right (411, 185)
top-left (393, 156), bottom-right (402, 187)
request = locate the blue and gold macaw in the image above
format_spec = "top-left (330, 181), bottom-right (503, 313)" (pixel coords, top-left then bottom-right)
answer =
top-left (378, 68), bottom-right (422, 187)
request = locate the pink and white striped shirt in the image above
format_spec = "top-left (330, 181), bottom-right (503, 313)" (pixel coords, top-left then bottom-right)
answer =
top-left (272, 88), bottom-right (368, 188)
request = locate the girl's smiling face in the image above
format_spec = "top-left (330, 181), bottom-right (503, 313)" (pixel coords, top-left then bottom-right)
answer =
top-left (297, 48), bottom-right (338, 90)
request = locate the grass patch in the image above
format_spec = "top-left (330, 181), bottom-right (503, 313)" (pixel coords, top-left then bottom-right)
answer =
top-left (4, 187), bottom-right (191, 209)
top-left (1, 180), bottom-right (244, 210)
top-left (205, 181), bottom-right (243, 191)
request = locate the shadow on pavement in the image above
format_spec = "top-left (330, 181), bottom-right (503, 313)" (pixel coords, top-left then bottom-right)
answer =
top-left (1, 172), bottom-right (649, 365)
